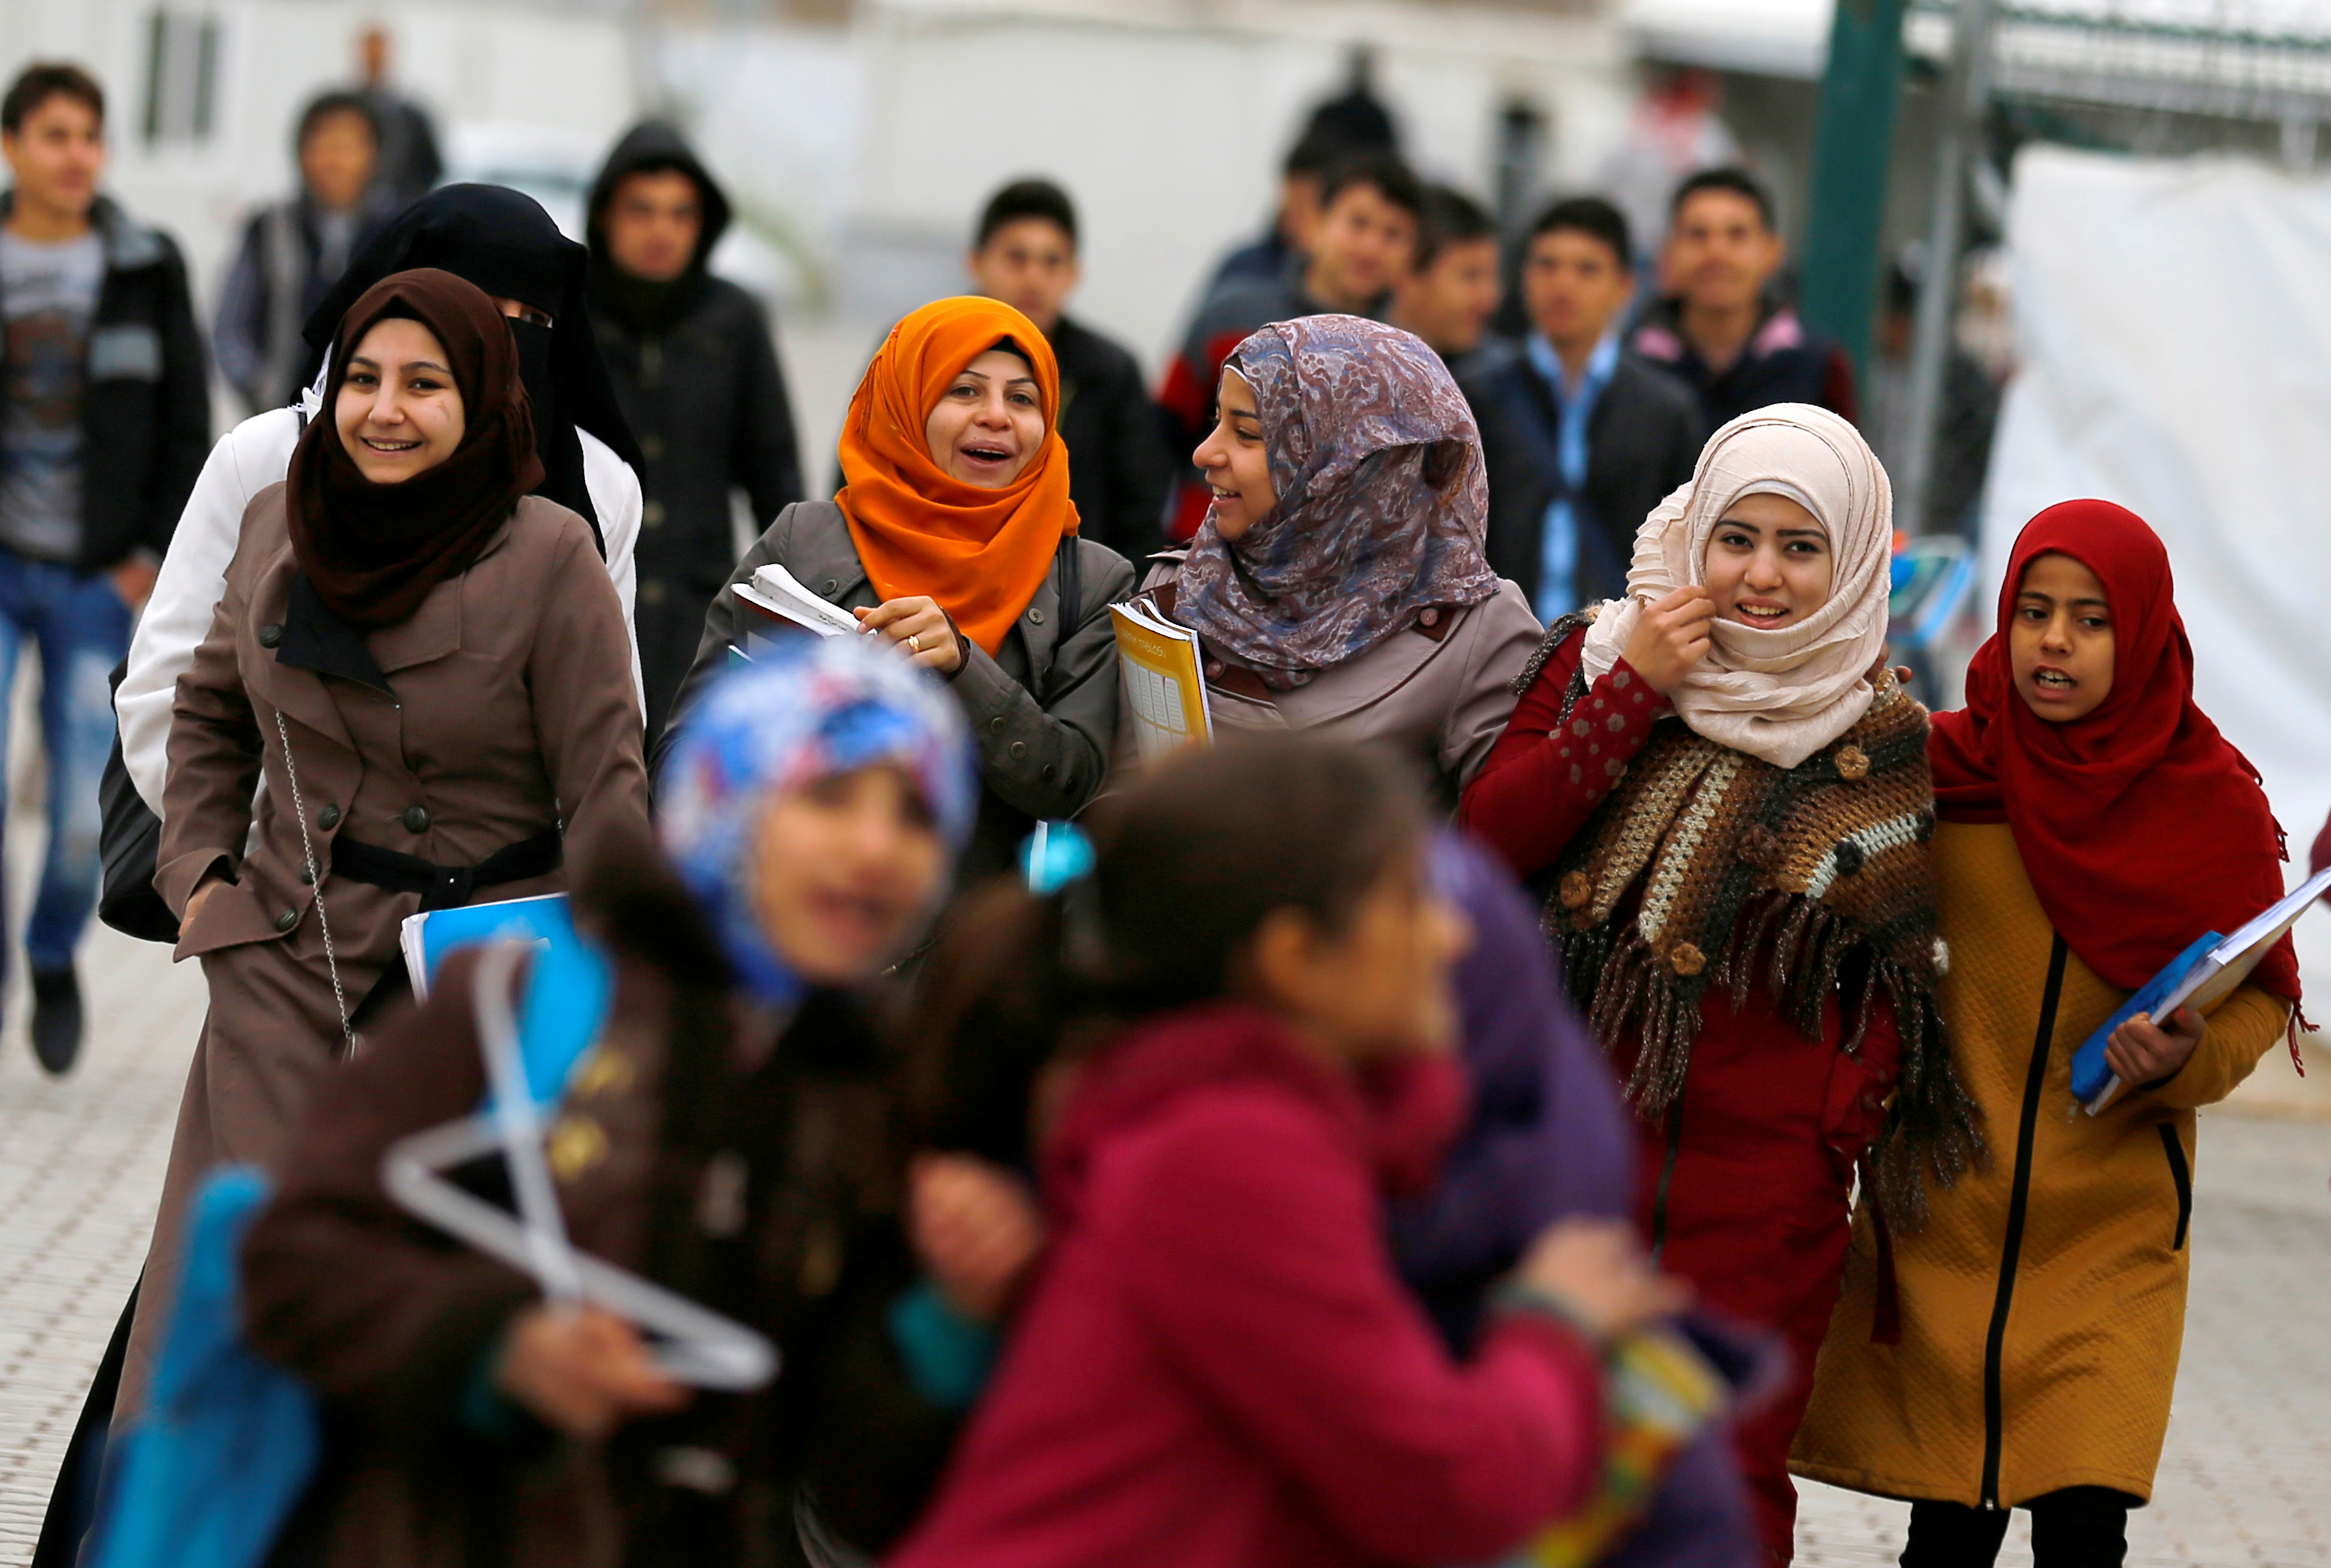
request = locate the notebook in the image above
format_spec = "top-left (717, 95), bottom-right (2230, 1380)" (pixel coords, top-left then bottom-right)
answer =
top-left (1110, 598), bottom-right (1213, 762)
top-left (731, 562), bottom-right (865, 640)
top-left (400, 893), bottom-right (577, 1003)
top-left (2070, 864), bottom-right (2331, 1113)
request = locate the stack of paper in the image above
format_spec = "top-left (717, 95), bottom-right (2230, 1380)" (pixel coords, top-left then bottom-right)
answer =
top-left (2071, 863), bottom-right (2331, 1113)
top-left (732, 562), bottom-right (864, 643)
top-left (1110, 598), bottom-right (1213, 762)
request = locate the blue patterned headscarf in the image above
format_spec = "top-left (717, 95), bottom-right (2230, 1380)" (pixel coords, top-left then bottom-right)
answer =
top-left (1171, 315), bottom-right (1500, 690)
top-left (657, 639), bottom-right (978, 1001)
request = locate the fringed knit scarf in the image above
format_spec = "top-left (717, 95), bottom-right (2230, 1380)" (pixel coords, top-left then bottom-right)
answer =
top-left (1538, 644), bottom-right (1982, 1219)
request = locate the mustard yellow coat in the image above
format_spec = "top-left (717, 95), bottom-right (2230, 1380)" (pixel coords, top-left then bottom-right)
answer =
top-left (1791, 820), bottom-right (2289, 1507)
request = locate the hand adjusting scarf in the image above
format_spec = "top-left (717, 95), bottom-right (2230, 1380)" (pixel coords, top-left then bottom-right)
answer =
top-left (286, 268), bottom-right (542, 630)
top-left (1171, 315), bottom-right (1500, 691)
top-left (1578, 402), bottom-right (1893, 770)
top-left (1544, 405), bottom-right (1977, 1216)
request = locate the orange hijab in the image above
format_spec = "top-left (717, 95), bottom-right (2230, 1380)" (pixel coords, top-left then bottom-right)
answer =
top-left (836, 296), bottom-right (1080, 656)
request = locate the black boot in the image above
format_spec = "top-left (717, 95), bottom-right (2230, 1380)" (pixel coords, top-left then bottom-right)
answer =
top-left (30, 965), bottom-right (81, 1076)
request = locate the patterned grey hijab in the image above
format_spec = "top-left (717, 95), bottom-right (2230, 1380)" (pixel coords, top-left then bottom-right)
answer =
top-left (1172, 316), bottom-right (1500, 690)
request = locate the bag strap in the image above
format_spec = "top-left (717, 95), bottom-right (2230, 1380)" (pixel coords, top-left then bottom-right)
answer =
top-left (273, 711), bottom-right (356, 1056)
top-left (1057, 535), bottom-right (1082, 629)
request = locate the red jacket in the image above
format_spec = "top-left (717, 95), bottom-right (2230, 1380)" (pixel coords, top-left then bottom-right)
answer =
top-left (1460, 629), bottom-right (1902, 1562)
top-left (889, 1003), bottom-right (1606, 1568)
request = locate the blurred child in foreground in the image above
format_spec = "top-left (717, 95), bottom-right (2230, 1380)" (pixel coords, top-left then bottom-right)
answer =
top-left (241, 642), bottom-right (1044, 1566)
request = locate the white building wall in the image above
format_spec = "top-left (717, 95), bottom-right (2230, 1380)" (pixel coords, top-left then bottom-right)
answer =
top-left (0, 0), bottom-right (637, 329)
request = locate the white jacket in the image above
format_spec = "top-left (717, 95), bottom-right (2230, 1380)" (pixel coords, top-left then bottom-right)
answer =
top-left (117, 405), bottom-right (643, 814)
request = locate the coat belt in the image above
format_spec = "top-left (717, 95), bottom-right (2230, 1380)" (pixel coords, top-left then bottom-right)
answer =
top-left (330, 828), bottom-right (562, 913)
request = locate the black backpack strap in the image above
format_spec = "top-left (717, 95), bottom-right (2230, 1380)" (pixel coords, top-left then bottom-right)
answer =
top-left (97, 658), bottom-right (177, 942)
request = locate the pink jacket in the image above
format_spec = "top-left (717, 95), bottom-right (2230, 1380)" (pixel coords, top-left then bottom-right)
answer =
top-left (889, 1004), bottom-right (1606, 1568)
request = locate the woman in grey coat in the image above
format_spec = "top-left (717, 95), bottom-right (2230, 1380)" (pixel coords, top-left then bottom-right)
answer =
top-left (661, 296), bottom-right (1130, 879)
top-left (1131, 314), bottom-right (1541, 804)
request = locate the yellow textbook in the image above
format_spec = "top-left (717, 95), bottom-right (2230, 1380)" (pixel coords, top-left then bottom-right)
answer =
top-left (1110, 599), bottom-right (1213, 761)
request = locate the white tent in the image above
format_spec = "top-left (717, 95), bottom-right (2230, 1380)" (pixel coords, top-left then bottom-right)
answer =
top-left (1985, 142), bottom-right (2331, 1021)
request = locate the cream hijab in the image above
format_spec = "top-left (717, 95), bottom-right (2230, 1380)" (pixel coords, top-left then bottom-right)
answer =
top-left (1579, 403), bottom-right (1893, 769)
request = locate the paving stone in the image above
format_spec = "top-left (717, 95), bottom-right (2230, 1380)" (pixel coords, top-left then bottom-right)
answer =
top-left (0, 913), bottom-right (200, 1564)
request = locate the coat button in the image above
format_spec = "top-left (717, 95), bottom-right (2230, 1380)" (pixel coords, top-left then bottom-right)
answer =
top-left (1041, 763), bottom-right (1056, 782)
top-left (1008, 741), bottom-right (1028, 760)
top-left (316, 804), bottom-right (341, 830)
top-left (402, 805), bottom-right (431, 833)
top-left (641, 434), bottom-right (665, 461)
top-left (298, 866), bottom-right (314, 886)
top-left (273, 910), bottom-right (298, 933)
top-left (988, 716), bottom-right (1006, 734)
top-left (822, 579), bottom-right (839, 595)
top-left (258, 623), bottom-right (282, 648)
top-left (1028, 607), bottom-right (1045, 625)
top-left (643, 500), bottom-right (665, 528)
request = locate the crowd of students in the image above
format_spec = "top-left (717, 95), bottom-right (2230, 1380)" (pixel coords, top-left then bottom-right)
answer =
top-left (0, 44), bottom-right (2298, 1568)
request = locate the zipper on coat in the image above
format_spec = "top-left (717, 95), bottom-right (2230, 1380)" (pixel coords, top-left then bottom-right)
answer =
top-left (1649, 1088), bottom-right (1685, 1266)
top-left (1980, 934), bottom-right (2067, 1510)
top-left (2159, 1123), bottom-right (2193, 1251)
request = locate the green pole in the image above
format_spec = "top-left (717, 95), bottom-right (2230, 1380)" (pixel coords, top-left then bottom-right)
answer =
top-left (1799, 0), bottom-right (1907, 383)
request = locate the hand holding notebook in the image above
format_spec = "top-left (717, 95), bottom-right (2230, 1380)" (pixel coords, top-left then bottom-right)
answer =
top-left (2070, 864), bottom-right (2331, 1113)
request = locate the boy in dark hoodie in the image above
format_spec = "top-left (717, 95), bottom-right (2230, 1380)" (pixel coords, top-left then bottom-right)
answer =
top-left (585, 121), bottom-right (805, 740)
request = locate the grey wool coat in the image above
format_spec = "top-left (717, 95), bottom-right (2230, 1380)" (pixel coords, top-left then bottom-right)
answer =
top-left (130, 485), bottom-right (651, 1415)
top-left (1127, 551), bottom-right (1544, 804)
top-left (659, 499), bottom-right (1135, 880)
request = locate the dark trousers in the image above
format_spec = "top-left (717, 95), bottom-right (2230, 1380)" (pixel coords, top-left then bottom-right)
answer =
top-left (636, 571), bottom-right (721, 752)
top-left (1903, 1488), bottom-right (2138, 1568)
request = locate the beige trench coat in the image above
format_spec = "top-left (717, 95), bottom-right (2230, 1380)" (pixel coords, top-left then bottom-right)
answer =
top-left (126, 483), bottom-right (649, 1412)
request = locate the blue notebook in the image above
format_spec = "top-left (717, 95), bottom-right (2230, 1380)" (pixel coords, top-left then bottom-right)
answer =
top-left (400, 894), bottom-right (577, 1001)
top-left (399, 894), bottom-right (607, 1110)
top-left (2069, 864), bottom-right (2331, 1114)
top-left (2068, 933), bottom-right (2220, 1113)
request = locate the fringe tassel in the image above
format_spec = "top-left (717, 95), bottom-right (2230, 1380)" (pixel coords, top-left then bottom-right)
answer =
top-left (1565, 894), bottom-right (1987, 1227)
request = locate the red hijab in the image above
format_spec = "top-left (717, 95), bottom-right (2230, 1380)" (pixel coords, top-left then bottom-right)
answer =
top-left (1929, 500), bottom-right (2298, 1001)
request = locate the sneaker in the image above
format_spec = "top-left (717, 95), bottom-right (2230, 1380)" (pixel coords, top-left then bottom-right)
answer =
top-left (30, 966), bottom-right (81, 1077)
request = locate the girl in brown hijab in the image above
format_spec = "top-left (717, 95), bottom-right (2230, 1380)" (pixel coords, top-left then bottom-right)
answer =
top-left (127, 268), bottom-right (651, 1416)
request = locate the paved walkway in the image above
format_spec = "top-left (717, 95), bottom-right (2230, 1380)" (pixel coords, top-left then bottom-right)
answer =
top-left (0, 913), bottom-right (2326, 1567)
top-left (0, 920), bottom-right (199, 1565)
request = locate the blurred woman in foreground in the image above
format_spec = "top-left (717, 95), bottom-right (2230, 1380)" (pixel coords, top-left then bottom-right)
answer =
top-left (241, 641), bottom-right (1038, 1567)
top-left (892, 734), bottom-right (1683, 1568)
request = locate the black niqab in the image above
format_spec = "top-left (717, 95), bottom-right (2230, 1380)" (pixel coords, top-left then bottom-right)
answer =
top-left (302, 184), bottom-right (642, 543)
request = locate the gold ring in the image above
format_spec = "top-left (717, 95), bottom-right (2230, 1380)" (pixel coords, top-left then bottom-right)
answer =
top-left (907, 633), bottom-right (921, 653)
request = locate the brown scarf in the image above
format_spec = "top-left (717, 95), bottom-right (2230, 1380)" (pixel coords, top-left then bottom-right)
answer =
top-left (1537, 641), bottom-right (1981, 1217)
top-left (287, 268), bottom-right (543, 629)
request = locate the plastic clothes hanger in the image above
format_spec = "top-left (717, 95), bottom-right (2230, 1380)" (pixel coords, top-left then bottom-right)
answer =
top-left (382, 939), bottom-right (779, 1392)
